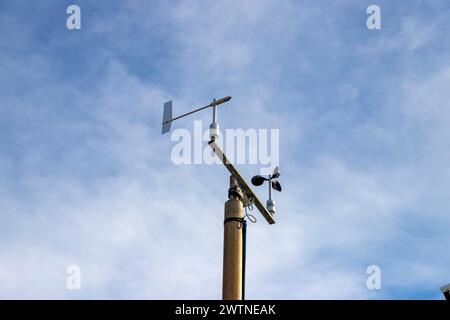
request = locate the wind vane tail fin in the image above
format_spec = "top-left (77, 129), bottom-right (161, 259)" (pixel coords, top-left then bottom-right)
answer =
top-left (162, 100), bottom-right (172, 134)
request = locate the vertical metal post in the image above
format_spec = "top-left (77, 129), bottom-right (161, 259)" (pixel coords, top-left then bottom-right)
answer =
top-left (222, 176), bottom-right (244, 300)
top-left (268, 178), bottom-right (272, 200)
top-left (212, 98), bottom-right (217, 124)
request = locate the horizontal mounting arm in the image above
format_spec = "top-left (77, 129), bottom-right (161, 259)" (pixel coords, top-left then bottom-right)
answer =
top-left (163, 96), bottom-right (231, 124)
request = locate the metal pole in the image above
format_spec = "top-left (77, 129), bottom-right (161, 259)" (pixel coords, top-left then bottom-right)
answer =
top-left (268, 178), bottom-right (272, 200)
top-left (212, 98), bottom-right (217, 124)
top-left (222, 176), bottom-right (244, 300)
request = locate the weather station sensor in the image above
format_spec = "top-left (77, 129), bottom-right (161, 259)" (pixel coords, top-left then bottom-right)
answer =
top-left (162, 96), bottom-right (231, 138)
top-left (251, 166), bottom-right (282, 216)
top-left (161, 96), bottom-right (282, 300)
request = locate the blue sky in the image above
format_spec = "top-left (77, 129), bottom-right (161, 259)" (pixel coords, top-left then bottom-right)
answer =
top-left (0, 0), bottom-right (449, 299)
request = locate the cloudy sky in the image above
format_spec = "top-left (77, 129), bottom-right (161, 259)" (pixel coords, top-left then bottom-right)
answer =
top-left (0, 0), bottom-right (449, 299)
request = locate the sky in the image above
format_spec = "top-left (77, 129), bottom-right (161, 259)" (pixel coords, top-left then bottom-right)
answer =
top-left (0, 0), bottom-right (449, 299)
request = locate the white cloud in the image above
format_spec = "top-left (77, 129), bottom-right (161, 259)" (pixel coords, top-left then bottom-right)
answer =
top-left (1, 1), bottom-right (449, 300)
